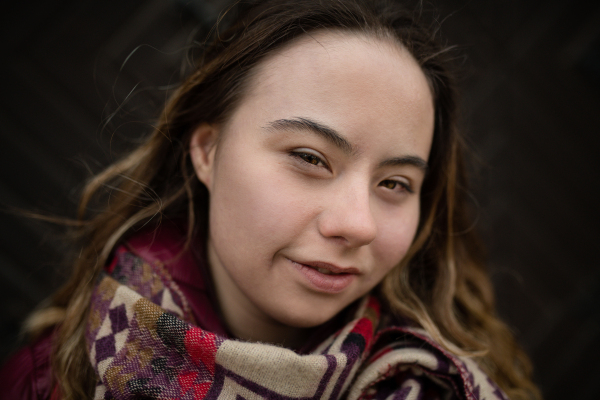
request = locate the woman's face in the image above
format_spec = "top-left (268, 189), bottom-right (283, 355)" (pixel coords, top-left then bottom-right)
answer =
top-left (191, 31), bottom-right (434, 337)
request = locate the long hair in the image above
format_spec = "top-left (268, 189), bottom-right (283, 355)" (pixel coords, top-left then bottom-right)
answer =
top-left (26, 0), bottom-right (540, 398)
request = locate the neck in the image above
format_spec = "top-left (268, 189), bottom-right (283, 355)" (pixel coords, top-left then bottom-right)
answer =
top-left (220, 296), bottom-right (312, 349)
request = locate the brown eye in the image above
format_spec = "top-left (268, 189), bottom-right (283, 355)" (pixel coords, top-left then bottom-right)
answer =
top-left (290, 149), bottom-right (330, 171)
top-left (379, 179), bottom-right (413, 193)
top-left (298, 153), bottom-right (322, 166)
top-left (380, 180), bottom-right (398, 190)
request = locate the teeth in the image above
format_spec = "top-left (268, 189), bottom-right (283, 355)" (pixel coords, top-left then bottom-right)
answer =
top-left (317, 267), bottom-right (334, 275)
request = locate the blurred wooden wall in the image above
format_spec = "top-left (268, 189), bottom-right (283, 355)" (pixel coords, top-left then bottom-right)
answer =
top-left (1, 1), bottom-right (599, 398)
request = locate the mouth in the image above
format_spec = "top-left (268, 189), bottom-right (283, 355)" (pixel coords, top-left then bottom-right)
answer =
top-left (298, 260), bottom-right (360, 275)
top-left (314, 267), bottom-right (338, 275)
top-left (288, 259), bottom-right (358, 293)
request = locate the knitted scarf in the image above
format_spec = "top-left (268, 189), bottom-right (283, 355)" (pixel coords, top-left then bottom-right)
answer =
top-left (86, 249), bottom-right (508, 400)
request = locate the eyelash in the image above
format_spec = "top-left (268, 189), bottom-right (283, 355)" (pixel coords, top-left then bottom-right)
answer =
top-left (379, 179), bottom-right (413, 194)
top-left (292, 151), bottom-right (328, 169)
top-left (291, 150), bottom-right (414, 194)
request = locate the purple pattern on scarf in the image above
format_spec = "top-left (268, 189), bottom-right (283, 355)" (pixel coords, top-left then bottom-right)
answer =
top-left (327, 338), bottom-right (361, 400)
top-left (95, 335), bottom-right (115, 364)
top-left (392, 386), bottom-right (412, 400)
top-left (109, 304), bottom-right (129, 333)
top-left (208, 354), bottom-right (339, 400)
top-left (86, 250), bottom-right (509, 400)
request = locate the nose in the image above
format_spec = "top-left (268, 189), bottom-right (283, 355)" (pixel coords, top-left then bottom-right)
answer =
top-left (317, 182), bottom-right (377, 247)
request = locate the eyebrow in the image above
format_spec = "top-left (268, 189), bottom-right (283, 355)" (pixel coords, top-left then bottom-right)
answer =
top-left (378, 156), bottom-right (429, 174)
top-left (264, 116), bottom-right (429, 173)
top-left (264, 117), bottom-right (355, 154)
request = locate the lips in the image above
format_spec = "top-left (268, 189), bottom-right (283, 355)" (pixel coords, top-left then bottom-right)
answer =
top-left (288, 259), bottom-right (358, 293)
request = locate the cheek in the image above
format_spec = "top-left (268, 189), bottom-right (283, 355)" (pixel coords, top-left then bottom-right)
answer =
top-left (209, 152), bottom-right (311, 260)
top-left (373, 203), bottom-right (421, 275)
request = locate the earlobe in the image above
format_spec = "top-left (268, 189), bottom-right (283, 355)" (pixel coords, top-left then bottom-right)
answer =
top-left (189, 123), bottom-right (219, 190)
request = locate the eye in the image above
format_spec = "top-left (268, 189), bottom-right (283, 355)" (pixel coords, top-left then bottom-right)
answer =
top-left (379, 179), bottom-right (413, 194)
top-left (299, 153), bottom-right (322, 165)
top-left (291, 149), bottom-right (328, 168)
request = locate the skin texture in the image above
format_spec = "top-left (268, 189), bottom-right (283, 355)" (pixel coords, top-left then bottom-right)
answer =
top-left (190, 31), bottom-right (435, 348)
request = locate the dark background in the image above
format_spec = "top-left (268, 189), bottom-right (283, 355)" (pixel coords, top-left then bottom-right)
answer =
top-left (1, 0), bottom-right (599, 398)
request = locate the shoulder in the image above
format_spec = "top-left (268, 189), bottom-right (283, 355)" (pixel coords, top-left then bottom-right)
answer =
top-left (0, 330), bottom-right (56, 400)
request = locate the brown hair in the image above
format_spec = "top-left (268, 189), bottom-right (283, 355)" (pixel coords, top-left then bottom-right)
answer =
top-left (26, 0), bottom-right (540, 398)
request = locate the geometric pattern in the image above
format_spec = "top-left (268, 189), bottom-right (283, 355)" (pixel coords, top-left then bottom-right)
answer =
top-left (85, 250), bottom-right (508, 400)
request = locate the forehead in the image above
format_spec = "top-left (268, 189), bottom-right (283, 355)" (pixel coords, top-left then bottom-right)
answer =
top-left (231, 30), bottom-right (434, 158)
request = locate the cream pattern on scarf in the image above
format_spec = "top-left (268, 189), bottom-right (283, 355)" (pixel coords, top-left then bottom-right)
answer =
top-left (86, 250), bottom-right (508, 400)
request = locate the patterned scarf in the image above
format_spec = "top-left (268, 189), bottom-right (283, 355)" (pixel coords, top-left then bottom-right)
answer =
top-left (86, 250), bottom-right (508, 400)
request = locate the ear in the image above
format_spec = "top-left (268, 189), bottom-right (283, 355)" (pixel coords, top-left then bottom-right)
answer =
top-left (189, 123), bottom-right (219, 190)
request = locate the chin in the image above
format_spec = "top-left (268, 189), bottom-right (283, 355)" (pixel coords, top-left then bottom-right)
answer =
top-left (278, 315), bottom-right (331, 329)
top-left (268, 301), bottom-right (348, 329)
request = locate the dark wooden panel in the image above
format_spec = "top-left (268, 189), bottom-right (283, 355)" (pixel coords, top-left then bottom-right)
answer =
top-left (438, 0), bottom-right (600, 397)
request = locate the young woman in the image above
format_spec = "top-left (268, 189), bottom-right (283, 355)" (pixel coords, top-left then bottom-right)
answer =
top-left (1, 0), bottom-right (541, 399)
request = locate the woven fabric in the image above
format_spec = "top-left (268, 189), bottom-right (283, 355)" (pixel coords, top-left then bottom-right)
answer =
top-left (86, 250), bottom-right (508, 400)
